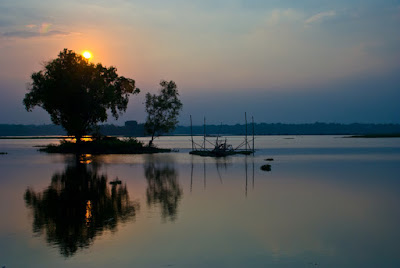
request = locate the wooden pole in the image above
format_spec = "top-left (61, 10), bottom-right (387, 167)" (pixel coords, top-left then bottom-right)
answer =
top-left (245, 112), bottom-right (248, 151)
top-left (203, 117), bottom-right (206, 151)
top-left (216, 122), bottom-right (222, 145)
top-left (252, 116), bottom-right (255, 155)
top-left (190, 115), bottom-right (194, 151)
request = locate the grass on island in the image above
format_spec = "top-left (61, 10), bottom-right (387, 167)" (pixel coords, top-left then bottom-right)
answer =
top-left (347, 133), bottom-right (400, 138)
top-left (40, 136), bottom-right (170, 154)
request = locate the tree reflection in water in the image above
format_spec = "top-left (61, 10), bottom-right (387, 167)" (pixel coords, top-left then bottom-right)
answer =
top-left (144, 157), bottom-right (182, 221)
top-left (24, 158), bottom-right (139, 257)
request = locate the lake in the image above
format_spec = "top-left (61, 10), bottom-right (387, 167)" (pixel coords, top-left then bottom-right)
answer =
top-left (1, 135), bottom-right (400, 267)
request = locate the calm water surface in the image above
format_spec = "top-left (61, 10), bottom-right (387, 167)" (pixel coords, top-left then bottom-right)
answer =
top-left (1, 135), bottom-right (400, 267)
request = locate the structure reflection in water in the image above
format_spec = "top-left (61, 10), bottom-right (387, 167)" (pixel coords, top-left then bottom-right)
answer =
top-left (23, 157), bottom-right (139, 257)
top-left (144, 155), bottom-right (182, 221)
top-left (190, 155), bottom-right (257, 196)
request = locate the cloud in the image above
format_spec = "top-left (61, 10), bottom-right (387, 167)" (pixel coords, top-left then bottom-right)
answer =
top-left (39, 23), bottom-right (52, 34)
top-left (305, 10), bottom-right (336, 25)
top-left (267, 9), bottom-right (303, 25)
top-left (2, 30), bottom-right (69, 38)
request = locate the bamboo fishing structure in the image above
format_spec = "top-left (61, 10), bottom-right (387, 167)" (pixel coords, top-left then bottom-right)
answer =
top-left (189, 113), bottom-right (256, 157)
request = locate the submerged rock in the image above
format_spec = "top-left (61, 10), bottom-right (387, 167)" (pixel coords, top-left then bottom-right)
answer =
top-left (260, 164), bottom-right (271, 171)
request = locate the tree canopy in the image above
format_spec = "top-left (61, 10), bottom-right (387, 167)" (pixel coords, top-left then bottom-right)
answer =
top-left (144, 80), bottom-right (182, 146)
top-left (23, 48), bottom-right (139, 141)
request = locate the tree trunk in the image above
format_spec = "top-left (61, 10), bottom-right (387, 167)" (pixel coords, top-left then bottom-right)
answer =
top-left (75, 134), bottom-right (83, 153)
top-left (148, 129), bottom-right (155, 147)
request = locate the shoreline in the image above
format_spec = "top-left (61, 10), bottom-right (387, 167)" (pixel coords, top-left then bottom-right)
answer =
top-left (346, 134), bottom-right (400, 138)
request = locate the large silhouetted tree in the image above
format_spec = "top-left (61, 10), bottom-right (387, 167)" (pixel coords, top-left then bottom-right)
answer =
top-left (144, 80), bottom-right (182, 146)
top-left (23, 48), bottom-right (140, 142)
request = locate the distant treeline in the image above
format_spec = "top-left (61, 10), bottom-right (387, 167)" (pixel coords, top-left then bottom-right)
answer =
top-left (1, 121), bottom-right (400, 137)
top-left (0, 124), bottom-right (66, 136)
top-left (0, 121), bottom-right (144, 137)
top-left (174, 122), bottom-right (400, 135)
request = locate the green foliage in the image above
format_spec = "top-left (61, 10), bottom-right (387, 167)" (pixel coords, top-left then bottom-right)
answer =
top-left (23, 48), bottom-right (140, 141)
top-left (144, 80), bottom-right (183, 145)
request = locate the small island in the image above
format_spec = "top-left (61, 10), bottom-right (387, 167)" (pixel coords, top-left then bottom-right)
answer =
top-left (40, 136), bottom-right (170, 154)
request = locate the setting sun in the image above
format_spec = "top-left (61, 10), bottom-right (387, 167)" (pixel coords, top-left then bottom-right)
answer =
top-left (82, 51), bottom-right (92, 59)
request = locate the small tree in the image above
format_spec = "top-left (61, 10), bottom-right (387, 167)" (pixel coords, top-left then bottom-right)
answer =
top-left (145, 80), bottom-right (183, 146)
top-left (23, 49), bottom-right (140, 142)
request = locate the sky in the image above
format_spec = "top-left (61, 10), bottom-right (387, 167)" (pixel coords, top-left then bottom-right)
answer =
top-left (0, 0), bottom-right (399, 125)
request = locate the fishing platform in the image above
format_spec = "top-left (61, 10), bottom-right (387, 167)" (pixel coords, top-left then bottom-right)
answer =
top-left (189, 113), bottom-right (255, 157)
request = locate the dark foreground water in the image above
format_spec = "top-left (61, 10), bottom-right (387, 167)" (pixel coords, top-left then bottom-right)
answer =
top-left (1, 136), bottom-right (400, 267)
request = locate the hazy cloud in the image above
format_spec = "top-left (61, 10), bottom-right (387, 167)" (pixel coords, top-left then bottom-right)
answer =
top-left (305, 10), bottom-right (336, 25)
top-left (2, 30), bottom-right (69, 38)
top-left (267, 8), bottom-right (303, 25)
